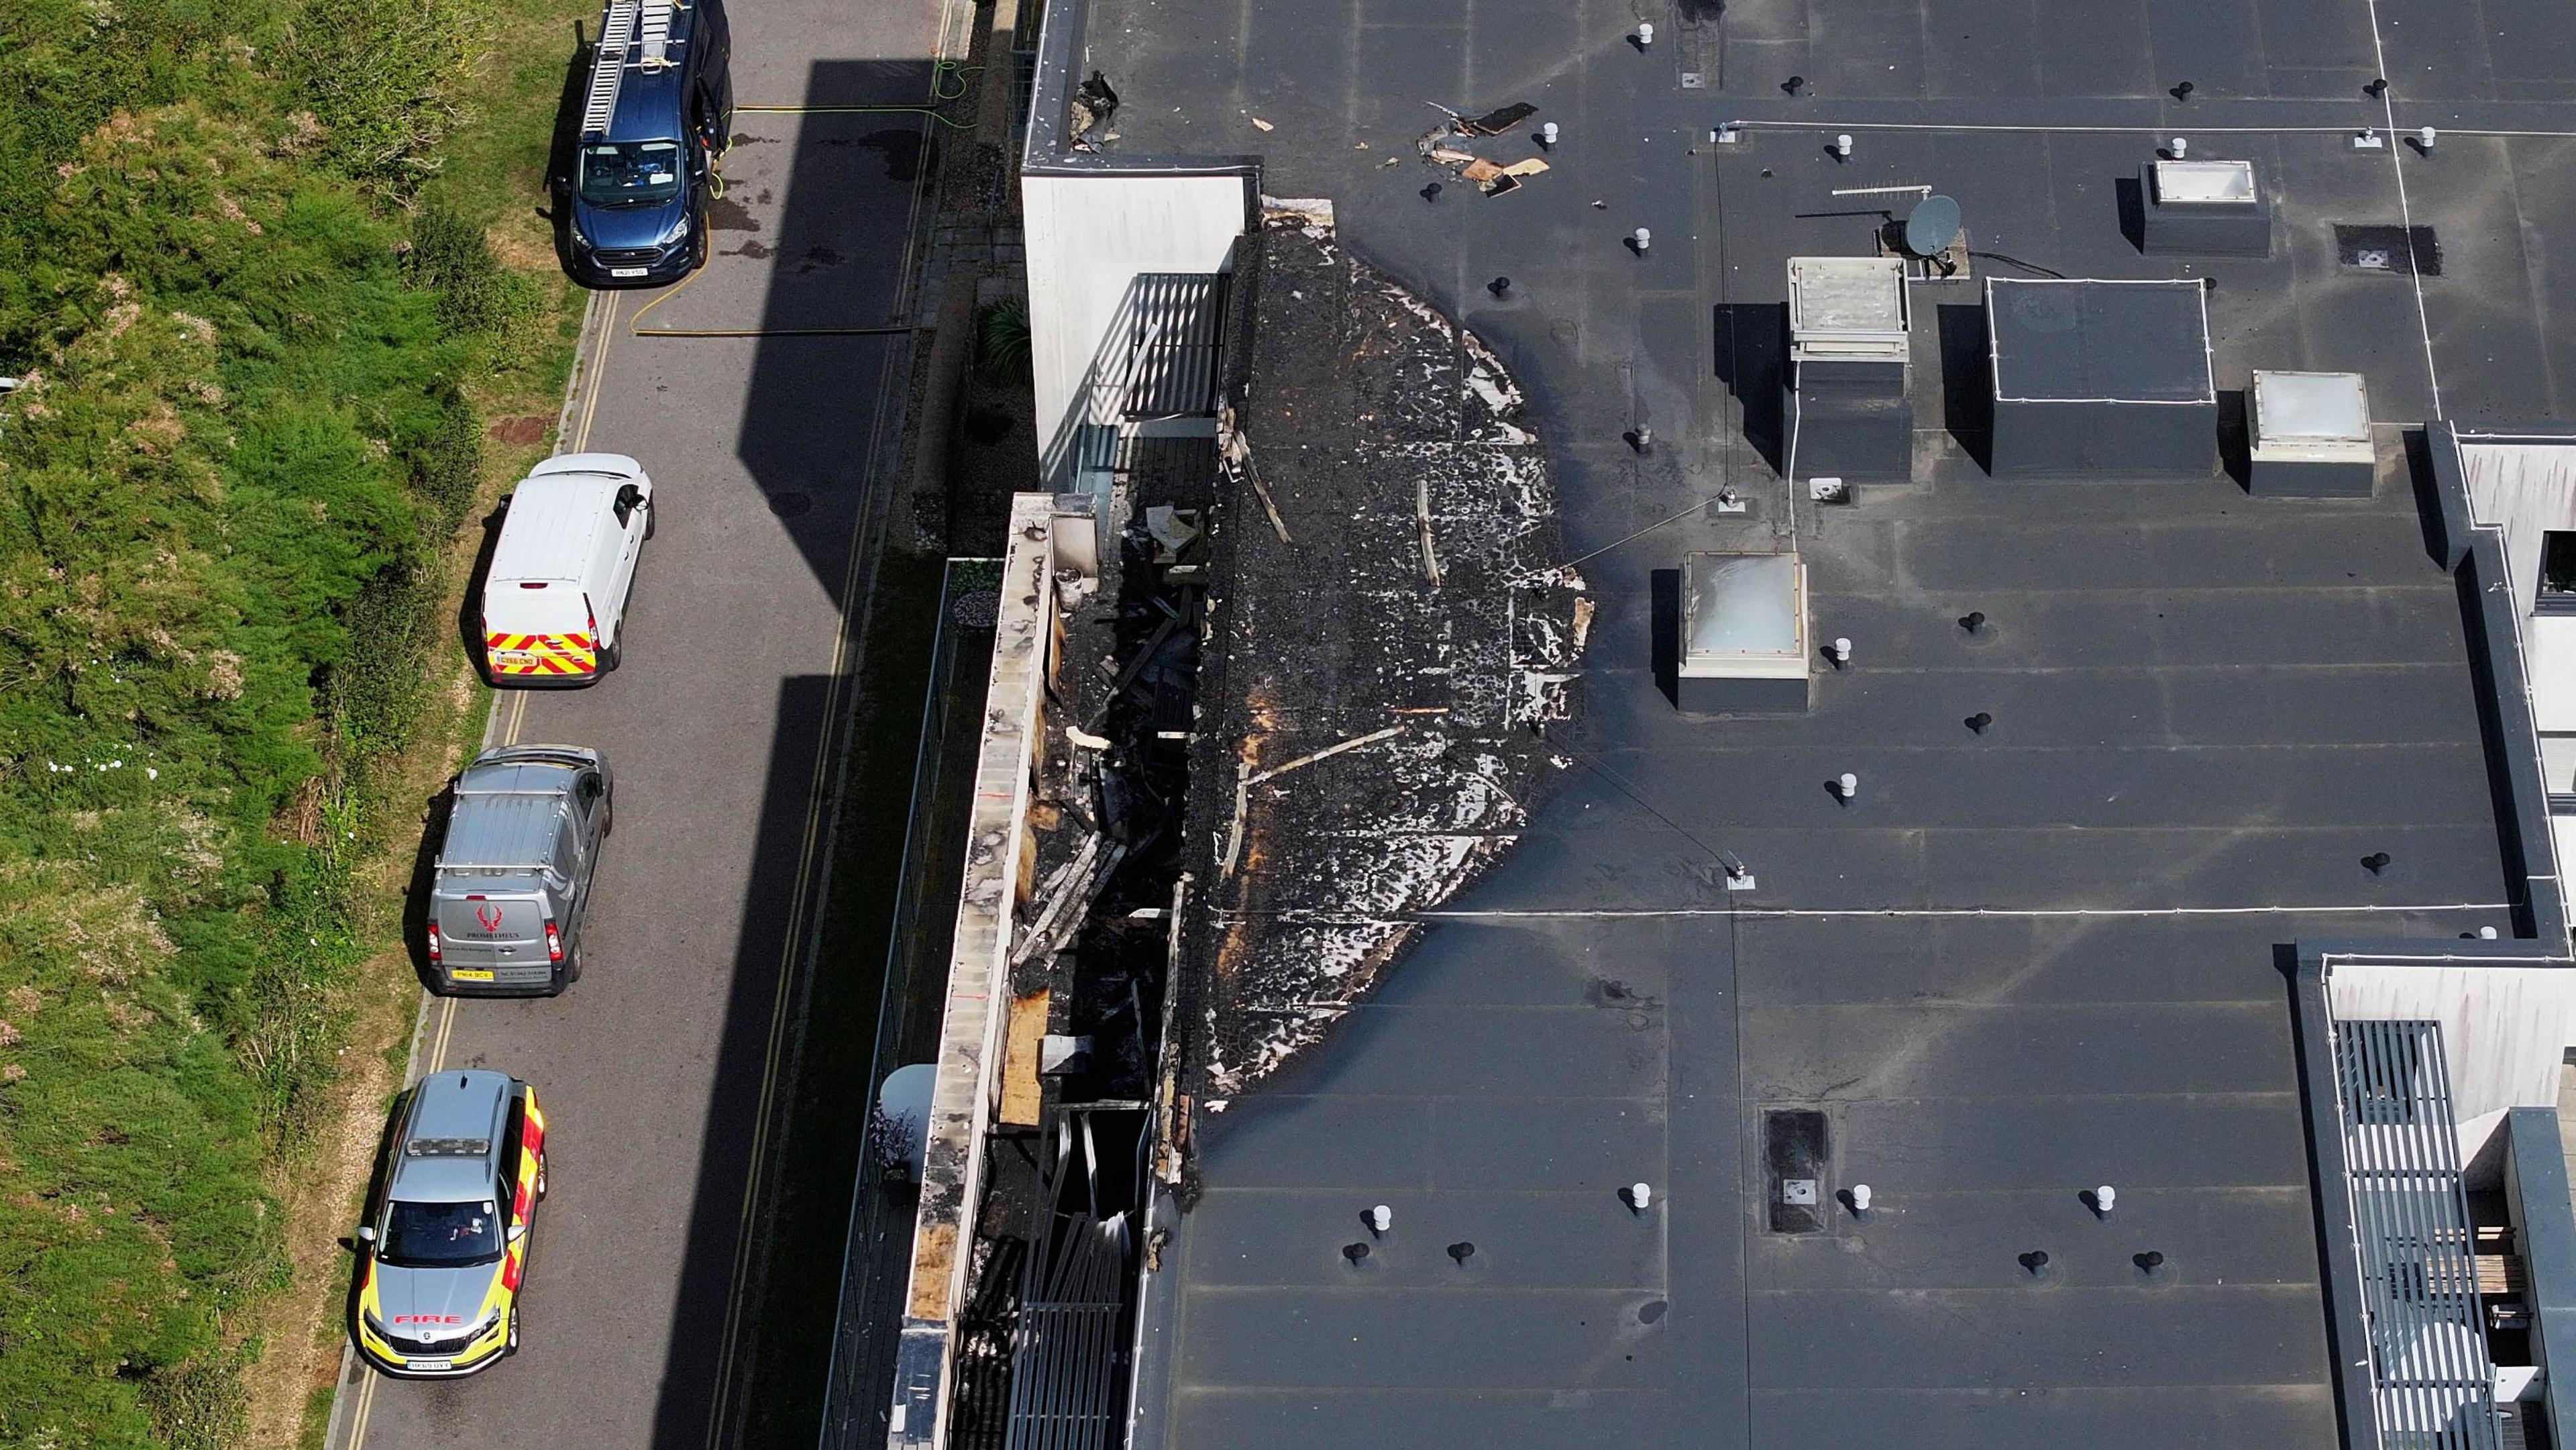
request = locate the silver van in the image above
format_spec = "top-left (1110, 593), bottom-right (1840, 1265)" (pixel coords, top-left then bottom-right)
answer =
top-left (424, 746), bottom-right (612, 996)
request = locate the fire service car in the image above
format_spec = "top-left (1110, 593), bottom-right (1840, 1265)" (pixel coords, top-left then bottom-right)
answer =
top-left (350, 1071), bottom-right (547, 1377)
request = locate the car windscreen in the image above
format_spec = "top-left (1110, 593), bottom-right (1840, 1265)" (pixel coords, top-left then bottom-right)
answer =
top-left (380, 1198), bottom-right (502, 1266)
top-left (578, 140), bottom-right (684, 207)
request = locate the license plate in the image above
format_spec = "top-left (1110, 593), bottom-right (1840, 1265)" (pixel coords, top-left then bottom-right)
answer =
top-left (407, 1358), bottom-right (452, 1372)
top-left (451, 969), bottom-right (495, 982)
top-left (610, 266), bottom-right (648, 278)
top-left (493, 649), bottom-right (537, 667)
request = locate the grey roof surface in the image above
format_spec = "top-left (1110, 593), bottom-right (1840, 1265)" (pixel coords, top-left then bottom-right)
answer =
top-left (1987, 278), bottom-right (2214, 403)
top-left (1073, 0), bottom-right (2576, 1445)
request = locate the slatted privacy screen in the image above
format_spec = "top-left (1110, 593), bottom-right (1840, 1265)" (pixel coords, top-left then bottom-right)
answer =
top-left (2334, 1019), bottom-right (2502, 1450)
top-left (1121, 273), bottom-right (1227, 420)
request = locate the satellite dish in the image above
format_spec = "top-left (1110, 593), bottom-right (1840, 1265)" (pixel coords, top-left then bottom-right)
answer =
top-left (1904, 194), bottom-right (1963, 257)
top-left (875, 1063), bottom-right (936, 1184)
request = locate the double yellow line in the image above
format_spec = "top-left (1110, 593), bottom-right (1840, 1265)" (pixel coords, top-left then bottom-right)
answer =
top-left (339, 637), bottom-right (538, 1449)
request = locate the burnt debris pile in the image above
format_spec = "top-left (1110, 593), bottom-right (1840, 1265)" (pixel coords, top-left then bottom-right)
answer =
top-left (947, 435), bottom-right (1221, 1449)
top-left (1176, 204), bottom-right (1590, 1115)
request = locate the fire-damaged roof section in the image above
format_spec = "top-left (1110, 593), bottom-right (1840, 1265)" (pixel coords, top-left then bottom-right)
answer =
top-left (1178, 203), bottom-right (1589, 1105)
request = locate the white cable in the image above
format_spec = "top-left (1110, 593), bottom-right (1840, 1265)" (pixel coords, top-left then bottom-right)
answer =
top-left (2361, 0), bottom-right (2444, 417)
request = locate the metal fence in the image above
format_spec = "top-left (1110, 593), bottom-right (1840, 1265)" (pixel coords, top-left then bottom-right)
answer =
top-left (818, 560), bottom-right (1003, 1450)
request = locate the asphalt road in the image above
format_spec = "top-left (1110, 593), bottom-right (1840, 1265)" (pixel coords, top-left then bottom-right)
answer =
top-left (324, 0), bottom-right (955, 1445)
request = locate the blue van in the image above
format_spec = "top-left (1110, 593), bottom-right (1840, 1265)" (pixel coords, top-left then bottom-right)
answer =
top-left (559, 0), bottom-right (733, 289)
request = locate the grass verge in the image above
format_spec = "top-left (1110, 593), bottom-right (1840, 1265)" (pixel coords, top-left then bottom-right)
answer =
top-left (0, 0), bottom-right (590, 1443)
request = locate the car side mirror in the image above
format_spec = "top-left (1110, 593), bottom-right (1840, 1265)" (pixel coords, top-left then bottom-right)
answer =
top-left (356, 1225), bottom-right (376, 1244)
top-left (507, 1223), bottom-right (527, 1243)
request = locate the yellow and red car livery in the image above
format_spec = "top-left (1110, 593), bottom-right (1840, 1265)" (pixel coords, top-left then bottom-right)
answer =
top-left (484, 631), bottom-right (597, 680)
top-left (351, 1074), bottom-right (547, 1378)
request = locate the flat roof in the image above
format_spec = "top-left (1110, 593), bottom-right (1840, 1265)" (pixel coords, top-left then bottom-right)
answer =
top-left (1152, 468), bottom-right (2513, 1450)
top-left (1046, 0), bottom-right (2576, 1443)
top-left (1988, 278), bottom-right (2216, 405)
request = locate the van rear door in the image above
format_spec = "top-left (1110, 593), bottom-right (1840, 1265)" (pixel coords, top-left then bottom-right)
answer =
top-left (431, 888), bottom-right (556, 988)
top-left (482, 580), bottom-right (598, 681)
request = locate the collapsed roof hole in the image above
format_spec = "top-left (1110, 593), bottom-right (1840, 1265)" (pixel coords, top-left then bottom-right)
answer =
top-left (2334, 224), bottom-right (2441, 276)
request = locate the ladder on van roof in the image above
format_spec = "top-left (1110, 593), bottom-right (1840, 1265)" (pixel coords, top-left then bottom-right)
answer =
top-left (580, 0), bottom-right (686, 140)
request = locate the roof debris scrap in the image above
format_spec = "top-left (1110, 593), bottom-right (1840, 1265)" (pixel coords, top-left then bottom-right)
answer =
top-left (1177, 203), bottom-right (1588, 1107)
top-left (1416, 99), bottom-right (1551, 195)
top-left (1069, 70), bottom-right (1120, 149)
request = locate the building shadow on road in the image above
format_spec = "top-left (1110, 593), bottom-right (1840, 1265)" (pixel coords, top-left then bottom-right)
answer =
top-left (724, 58), bottom-right (932, 597)
top-left (646, 672), bottom-right (838, 1450)
top-left (645, 54), bottom-right (950, 1450)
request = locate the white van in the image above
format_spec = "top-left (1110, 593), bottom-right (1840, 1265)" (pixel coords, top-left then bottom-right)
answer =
top-left (479, 454), bottom-right (655, 685)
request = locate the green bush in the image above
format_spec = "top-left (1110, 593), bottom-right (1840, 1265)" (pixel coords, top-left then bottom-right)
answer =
top-left (286, 0), bottom-right (494, 193)
top-left (977, 296), bottom-right (1032, 383)
top-left (406, 205), bottom-right (559, 378)
top-left (0, 0), bottom-right (517, 1441)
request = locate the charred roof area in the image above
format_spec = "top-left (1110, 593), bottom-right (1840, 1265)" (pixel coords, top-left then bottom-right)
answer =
top-left (1175, 205), bottom-right (1589, 1108)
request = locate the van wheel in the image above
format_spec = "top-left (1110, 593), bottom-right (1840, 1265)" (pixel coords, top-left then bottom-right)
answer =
top-left (535, 1154), bottom-right (549, 1202)
top-left (564, 945), bottom-right (584, 985)
top-left (507, 1306), bottom-right (521, 1353)
top-left (599, 637), bottom-right (622, 672)
top-left (644, 500), bottom-right (656, 540)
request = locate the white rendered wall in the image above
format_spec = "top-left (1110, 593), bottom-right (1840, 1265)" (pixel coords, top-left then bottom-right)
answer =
top-left (2328, 960), bottom-right (2576, 1157)
top-left (2463, 442), bottom-right (2576, 613)
top-left (2533, 615), bottom-right (2576, 731)
top-left (1023, 172), bottom-right (1248, 484)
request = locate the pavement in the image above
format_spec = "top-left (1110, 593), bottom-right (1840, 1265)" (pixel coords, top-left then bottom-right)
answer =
top-left (1081, 0), bottom-right (2576, 1445)
top-left (321, 0), bottom-right (959, 1445)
